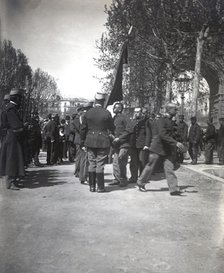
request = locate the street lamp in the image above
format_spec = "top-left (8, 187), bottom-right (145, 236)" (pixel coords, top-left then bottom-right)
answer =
top-left (175, 71), bottom-right (192, 116)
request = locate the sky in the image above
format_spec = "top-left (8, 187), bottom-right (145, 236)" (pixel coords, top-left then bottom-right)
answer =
top-left (0, 0), bottom-right (112, 99)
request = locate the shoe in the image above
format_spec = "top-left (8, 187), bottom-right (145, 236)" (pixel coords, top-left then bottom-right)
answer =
top-left (119, 183), bottom-right (128, 187)
top-left (128, 178), bottom-right (137, 184)
top-left (137, 182), bottom-right (146, 192)
top-left (97, 188), bottom-right (105, 193)
top-left (10, 182), bottom-right (20, 190)
top-left (170, 190), bottom-right (185, 196)
top-left (190, 161), bottom-right (197, 165)
top-left (110, 180), bottom-right (120, 186)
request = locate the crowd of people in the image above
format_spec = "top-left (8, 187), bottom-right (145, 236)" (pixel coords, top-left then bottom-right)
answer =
top-left (0, 88), bottom-right (224, 195)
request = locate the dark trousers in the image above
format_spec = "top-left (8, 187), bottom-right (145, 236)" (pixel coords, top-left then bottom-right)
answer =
top-left (188, 142), bottom-right (199, 163)
top-left (204, 142), bottom-right (215, 163)
top-left (74, 145), bottom-right (88, 181)
top-left (46, 138), bottom-right (58, 164)
top-left (129, 148), bottom-right (149, 182)
top-left (87, 147), bottom-right (109, 173)
top-left (218, 144), bottom-right (224, 164)
top-left (137, 152), bottom-right (179, 193)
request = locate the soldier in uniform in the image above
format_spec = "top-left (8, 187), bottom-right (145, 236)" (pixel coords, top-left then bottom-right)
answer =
top-left (80, 92), bottom-right (114, 192)
top-left (188, 116), bottom-right (202, 164)
top-left (111, 102), bottom-right (131, 187)
top-left (0, 88), bottom-right (25, 190)
top-left (136, 103), bottom-right (185, 196)
top-left (203, 117), bottom-right (216, 164)
top-left (217, 117), bottom-right (224, 165)
top-left (0, 94), bottom-right (10, 148)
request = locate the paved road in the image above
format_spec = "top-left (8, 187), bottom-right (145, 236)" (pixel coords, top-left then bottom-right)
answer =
top-left (0, 157), bottom-right (224, 273)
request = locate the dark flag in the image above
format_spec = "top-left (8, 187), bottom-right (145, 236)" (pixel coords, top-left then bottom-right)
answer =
top-left (105, 40), bottom-right (128, 107)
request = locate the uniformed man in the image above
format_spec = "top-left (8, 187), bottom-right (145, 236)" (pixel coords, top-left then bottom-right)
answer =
top-left (0, 94), bottom-right (10, 148)
top-left (0, 88), bottom-right (25, 190)
top-left (217, 117), bottom-right (224, 165)
top-left (111, 102), bottom-right (131, 187)
top-left (188, 116), bottom-right (202, 164)
top-left (80, 92), bottom-right (114, 192)
top-left (136, 103), bottom-right (185, 196)
top-left (203, 117), bottom-right (216, 164)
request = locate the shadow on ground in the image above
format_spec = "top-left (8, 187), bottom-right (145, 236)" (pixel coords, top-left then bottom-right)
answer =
top-left (20, 169), bottom-right (68, 189)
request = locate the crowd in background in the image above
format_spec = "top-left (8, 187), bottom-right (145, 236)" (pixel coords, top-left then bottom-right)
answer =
top-left (1, 88), bottom-right (224, 194)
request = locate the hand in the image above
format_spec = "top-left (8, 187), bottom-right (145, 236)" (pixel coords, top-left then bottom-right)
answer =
top-left (143, 146), bottom-right (149, 151)
top-left (176, 142), bottom-right (185, 153)
top-left (112, 138), bottom-right (120, 144)
top-left (81, 146), bottom-right (87, 152)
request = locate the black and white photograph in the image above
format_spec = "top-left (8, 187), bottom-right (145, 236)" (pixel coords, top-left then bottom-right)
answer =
top-left (0, 0), bottom-right (224, 272)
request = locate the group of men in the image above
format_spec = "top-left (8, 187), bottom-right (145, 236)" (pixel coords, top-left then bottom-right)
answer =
top-left (1, 88), bottom-right (224, 195)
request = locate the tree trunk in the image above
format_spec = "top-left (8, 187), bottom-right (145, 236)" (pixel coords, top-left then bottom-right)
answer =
top-left (192, 26), bottom-right (209, 117)
top-left (165, 63), bottom-right (173, 103)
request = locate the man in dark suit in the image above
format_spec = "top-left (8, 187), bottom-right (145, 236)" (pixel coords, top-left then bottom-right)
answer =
top-left (128, 107), bottom-right (152, 183)
top-left (217, 117), bottom-right (224, 165)
top-left (203, 117), bottom-right (216, 164)
top-left (188, 116), bottom-right (202, 164)
top-left (80, 92), bottom-right (114, 192)
top-left (111, 102), bottom-right (131, 187)
top-left (0, 88), bottom-right (25, 190)
top-left (136, 103), bottom-right (185, 196)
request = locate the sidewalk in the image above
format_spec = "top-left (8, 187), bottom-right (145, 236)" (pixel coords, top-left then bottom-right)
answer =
top-left (182, 152), bottom-right (224, 184)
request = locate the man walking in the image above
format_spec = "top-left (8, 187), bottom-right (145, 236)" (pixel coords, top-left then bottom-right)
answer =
top-left (136, 103), bottom-right (185, 196)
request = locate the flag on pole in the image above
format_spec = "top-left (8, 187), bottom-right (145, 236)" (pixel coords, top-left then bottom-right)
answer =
top-left (105, 40), bottom-right (128, 107)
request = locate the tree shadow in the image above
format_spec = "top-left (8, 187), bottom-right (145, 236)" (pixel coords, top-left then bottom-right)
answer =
top-left (20, 169), bottom-right (67, 189)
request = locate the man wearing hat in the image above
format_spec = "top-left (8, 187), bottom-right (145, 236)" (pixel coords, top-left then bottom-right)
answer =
top-left (136, 103), bottom-right (185, 196)
top-left (217, 117), bottom-right (224, 165)
top-left (203, 117), bottom-right (216, 164)
top-left (80, 92), bottom-right (114, 192)
top-left (0, 94), bottom-right (10, 147)
top-left (188, 116), bottom-right (202, 164)
top-left (0, 88), bottom-right (25, 190)
top-left (176, 115), bottom-right (188, 163)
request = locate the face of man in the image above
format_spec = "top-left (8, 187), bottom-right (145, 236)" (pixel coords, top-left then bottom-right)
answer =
top-left (113, 104), bottom-right (123, 114)
top-left (134, 108), bottom-right (142, 119)
top-left (167, 106), bottom-right (177, 118)
top-left (191, 118), bottom-right (196, 125)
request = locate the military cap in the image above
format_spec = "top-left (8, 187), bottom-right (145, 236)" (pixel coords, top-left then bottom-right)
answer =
top-left (3, 94), bottom-right (10, 100)
top-left (10, 88), bottom-right (24, 96)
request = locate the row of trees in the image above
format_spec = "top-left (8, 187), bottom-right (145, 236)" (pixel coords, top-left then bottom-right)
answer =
top-left (95, 0), bottom-right (224, 114)
top-left (0, 40), bottom-right (60, 118)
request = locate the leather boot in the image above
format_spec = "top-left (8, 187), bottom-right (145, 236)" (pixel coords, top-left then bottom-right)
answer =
top-left (96, 173), bottom-right (105, 193)
top-left (88, 172), bottom-right (96, 192)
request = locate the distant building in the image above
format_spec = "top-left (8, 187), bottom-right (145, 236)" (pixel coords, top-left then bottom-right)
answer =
top-left (44, 97), bottom-right (89, 117)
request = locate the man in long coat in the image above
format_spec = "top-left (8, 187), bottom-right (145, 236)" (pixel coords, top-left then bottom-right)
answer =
top-left (111, 102), bottom-right (131, 187)
top-left (0, 88), bottom-right (25, 190)
top-left (217, 117), bottom-right (224, 165)
top-left (136, 103), bottom-right (185, 196)
top-left (188, 116), bottom-right (202, 164)
top-left (80, 92), bottom-right (114, 192)
top-left (203, 117), bottom-right (216, 164)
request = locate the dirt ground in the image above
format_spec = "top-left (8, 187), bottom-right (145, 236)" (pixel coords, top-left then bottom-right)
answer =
top-left (1, 159), bottom-right (224, 273)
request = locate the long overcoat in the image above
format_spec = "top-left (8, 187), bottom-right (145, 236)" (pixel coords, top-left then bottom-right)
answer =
top-left (0, 102), bottom-right (25, 177)
top-left (149, 116), bottom-right (177, 157)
